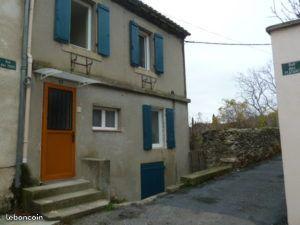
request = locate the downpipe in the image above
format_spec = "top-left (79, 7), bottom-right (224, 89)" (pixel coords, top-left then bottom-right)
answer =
top-left (15, 0), bottom-right (30, 189)
top-left (23, 0), bottom-right (35, 164)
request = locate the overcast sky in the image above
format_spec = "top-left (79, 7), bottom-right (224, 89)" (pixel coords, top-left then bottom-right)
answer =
top-left (141, 0), bottom-right (282, 122)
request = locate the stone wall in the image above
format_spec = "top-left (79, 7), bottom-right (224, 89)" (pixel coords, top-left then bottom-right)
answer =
top-left (190, 128), bottom-right (281, 171)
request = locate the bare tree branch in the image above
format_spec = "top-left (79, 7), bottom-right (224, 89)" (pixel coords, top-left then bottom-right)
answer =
top-left (272, 0), bottom-right (300, 22)
top-left (236, 64), bottom-right (277, 116)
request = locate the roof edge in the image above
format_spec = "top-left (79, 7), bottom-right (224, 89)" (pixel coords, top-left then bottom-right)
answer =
top-left (266, 19), bottom-right (300, 34)
top-left (111, 0), bottom-right (190, 39)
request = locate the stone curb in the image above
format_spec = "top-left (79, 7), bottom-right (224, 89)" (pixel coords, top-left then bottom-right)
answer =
top-left (114, 192), bottom-right (168, 209)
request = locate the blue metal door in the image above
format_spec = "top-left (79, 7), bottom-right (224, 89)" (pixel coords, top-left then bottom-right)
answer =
top-left (141, 162), bottom-right (165, 199)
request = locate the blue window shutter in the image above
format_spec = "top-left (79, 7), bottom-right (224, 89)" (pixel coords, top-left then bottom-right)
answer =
top-left (54, 0), bottom-right (71, 43)
top-left (166, 108), bottom-right (175, 149)
top-left (143, 105), bottom-right (152, 150)
top-left (154, 34), bottom-right (164, 74)
top-left (97, 4), bottom-right (110, 57)
top-left (130, 21), bottom-right (139, 67)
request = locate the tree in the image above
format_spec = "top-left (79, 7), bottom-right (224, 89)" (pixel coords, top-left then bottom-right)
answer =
top-left (272, 0), bottom-right (300, 22)
top-left (236, 63), bottom-right (277, 116)
top-left (193, 112), bottom-right (202, 123)
top-left (218, 99), bottom-right (254, 128)
top-left (211, 114), bottom-right (220, 130)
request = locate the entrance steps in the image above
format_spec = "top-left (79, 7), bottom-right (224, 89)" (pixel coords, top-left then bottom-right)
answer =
top-left (181, 165), bottom-right (232, 186)
top-left (23, 179), bottom-right (109, 221)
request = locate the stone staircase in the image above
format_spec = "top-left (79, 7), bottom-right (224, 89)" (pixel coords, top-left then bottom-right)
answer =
top-left (23, 179), bottom-right (109, 221)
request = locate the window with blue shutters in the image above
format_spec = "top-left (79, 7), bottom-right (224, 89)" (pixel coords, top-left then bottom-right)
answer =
top-left (154, 34), bottom-right (164, 75)
top-left (97, 4), bottom-right (110, 56)
top-left (143, 105), bottom-right (175, 150)
top-left (55, 0), bottom-right (111, 54)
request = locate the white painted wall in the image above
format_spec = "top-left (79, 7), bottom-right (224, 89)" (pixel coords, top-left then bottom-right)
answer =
top-left (269, 23), bottom-right (300, 225)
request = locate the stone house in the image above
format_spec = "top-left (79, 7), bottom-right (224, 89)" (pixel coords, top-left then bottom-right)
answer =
top-left (0, 0), bottom-right (191, 218)
top-left (267, 19), bottom-right (300, 225)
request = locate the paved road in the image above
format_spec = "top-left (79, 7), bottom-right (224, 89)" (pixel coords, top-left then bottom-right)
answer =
top-left (72, 157), bottom-right (286, 225)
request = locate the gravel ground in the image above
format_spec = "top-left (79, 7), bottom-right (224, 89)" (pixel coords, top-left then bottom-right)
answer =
top-left (70, 156), bottom-right (286, 225)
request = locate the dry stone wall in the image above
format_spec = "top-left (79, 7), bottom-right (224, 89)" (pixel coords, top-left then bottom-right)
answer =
top-left (191, 128), bottom-right (281, 171)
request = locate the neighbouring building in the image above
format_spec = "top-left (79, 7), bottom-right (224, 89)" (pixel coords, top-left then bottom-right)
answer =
top-left (15, 0), bottom-right (191, 217)
top-left (267, 19), bottom-right (300, 225)
top-left (0, 0), bottom-right (23, 213)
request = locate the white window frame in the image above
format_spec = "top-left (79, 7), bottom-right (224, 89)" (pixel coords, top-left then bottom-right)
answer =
top-left (139, 30), bottom-right (150, 70)
top-left (92, 107), bottom-right (119, 131)
top-left (152, 108), bottom-right (165, 149)
top-left (71, 0), bottom-right (92, 50)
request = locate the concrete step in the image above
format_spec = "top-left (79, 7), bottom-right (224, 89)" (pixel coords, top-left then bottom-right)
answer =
top-left (23, 179), bottom-right (91, 200)
top-left (166, 183), bottom-right (184, 193)
top-left (43, 199), bottom-right (109, 221)
top-left (33, 188), bottom-right (104, 213)
top-left (181, 165), bottom-right (232, 186)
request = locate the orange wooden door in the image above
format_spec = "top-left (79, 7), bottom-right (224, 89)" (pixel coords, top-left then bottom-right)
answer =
top-left (41, 83), bottom-right (76, 181)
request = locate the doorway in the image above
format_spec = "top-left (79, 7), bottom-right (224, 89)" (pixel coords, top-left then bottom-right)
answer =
top-left (41, 83), bottom-right (76, 181)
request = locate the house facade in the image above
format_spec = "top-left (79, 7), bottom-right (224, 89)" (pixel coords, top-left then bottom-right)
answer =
top-left (0, 0), bottom-right (23, 212)
top-left (21, 0), bottom-right (191, 202)
top-left (267, 19), bottom-right (300, 225)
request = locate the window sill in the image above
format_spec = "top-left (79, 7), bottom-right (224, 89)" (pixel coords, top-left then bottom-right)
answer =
top-left (92, 127), bottom-right (121, 132)
top-left (134, 67), bottom-right (157, 78)
top-left (152, 145), bottom-right (165, 150)
top-left (152, 147), bottom-right (170, 151)
top-left (62, 44), bottom-right (102, 62)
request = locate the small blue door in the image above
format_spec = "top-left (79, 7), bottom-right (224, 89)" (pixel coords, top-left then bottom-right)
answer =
top-left (141, 162), bottom-right (165, 199)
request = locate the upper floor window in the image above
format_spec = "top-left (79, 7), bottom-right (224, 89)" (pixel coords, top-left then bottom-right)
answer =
top-left (70, 0), bottom-right (92, 50)
top-left (54, 0), bottom-right (110, 56)
top-left (130, 21), bottom-right (164, 74)
top-left (138, 31), bottom-right (150, 70)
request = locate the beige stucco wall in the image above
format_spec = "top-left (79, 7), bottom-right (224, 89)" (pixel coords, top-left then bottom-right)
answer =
top-left (0, 0), bottom-right (23, 212)
top-left (270, 25), bottom-right (300, 225)
top-left (32, 0), bottom-right (186, 97)
top-left (27, 0), bottom-right (190, 200)
top-left (27, 77), bottom-right (190, 200)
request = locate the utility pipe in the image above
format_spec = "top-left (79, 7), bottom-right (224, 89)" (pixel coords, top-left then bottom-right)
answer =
top-left (23, 0), bottom-right (35, 163)
top-left (15, 0), bottom-right (30, 188)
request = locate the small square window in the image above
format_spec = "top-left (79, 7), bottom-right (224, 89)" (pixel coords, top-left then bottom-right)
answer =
top-left (138, 31), bottom-right (150, 70)
top-left (151, 109), bottom-right (164, 148)
top-left (93, 107), bottom-right (119, 131)
top-left (70, 0), bottom-right (92, 50)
